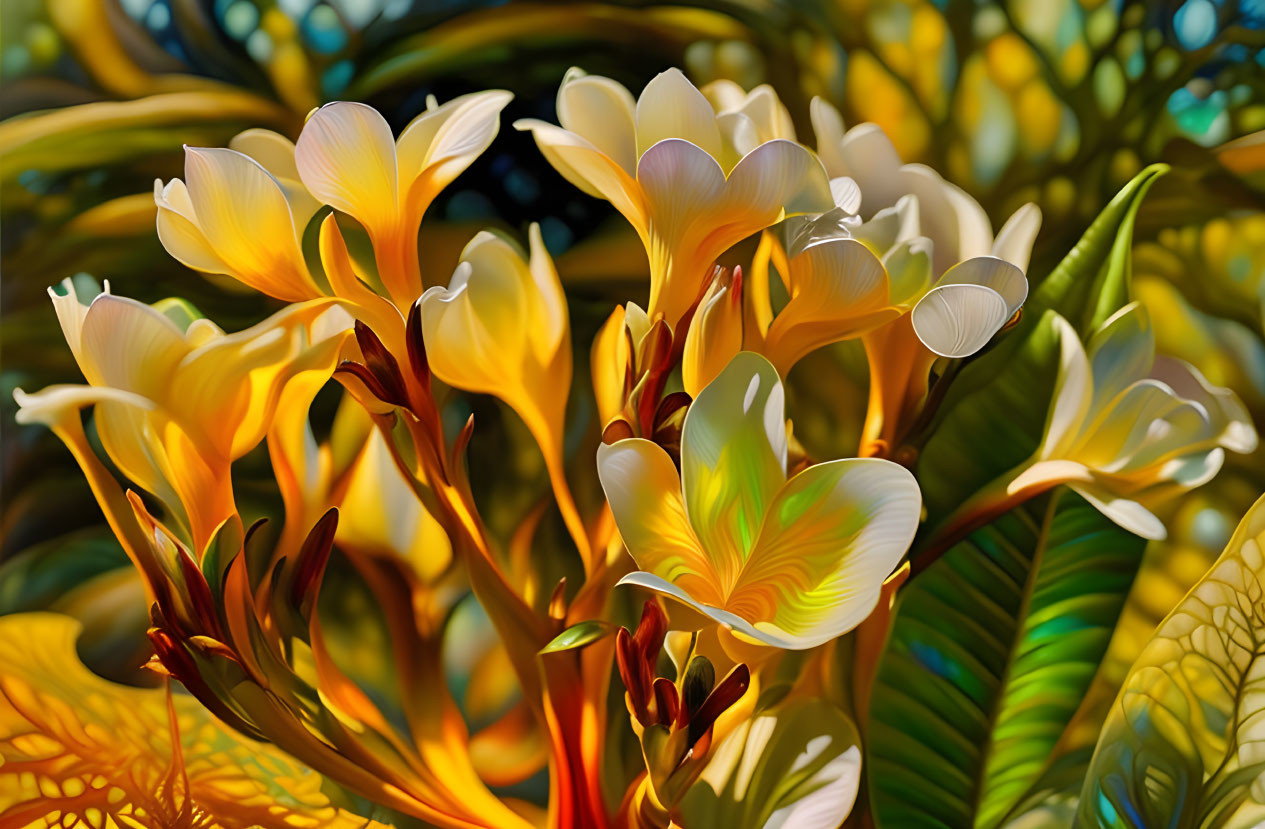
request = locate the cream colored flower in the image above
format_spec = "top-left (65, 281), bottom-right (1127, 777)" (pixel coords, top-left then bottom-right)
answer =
top-left (1008, 303), bottom-right (1257, 539)
top-left (517, 68), bottom-right (833, 330)
top-left (599, 353), bottom-right (922, 649)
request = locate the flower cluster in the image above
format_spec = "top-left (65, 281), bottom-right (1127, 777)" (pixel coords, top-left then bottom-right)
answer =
top-left (9, 67), bottom-right (1257, 828)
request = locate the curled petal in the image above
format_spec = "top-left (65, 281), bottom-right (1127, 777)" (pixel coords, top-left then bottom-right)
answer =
top-left (1151, 356), bottom-right (1258, 454)
top-left (910, 283), bottom-right (1011, 359)
top-left (397, 89), bottom-right (514, 207)
top-left (765, 237), bottom-right (898, 372)
top-left (178, 147), bottom-right (316, 300)
top-left (154, 179), bottom-right (231, 277)
top-left (616, 571), bottom-right (782, 647)
top-left (14, 384), bottom-right (154, 428)
top-left (683, 273), bottom-right (744, 398)
top-left (1069, 485), bottom-right (1168, 540)
top-left (513, 119), bottom-right (646, 226)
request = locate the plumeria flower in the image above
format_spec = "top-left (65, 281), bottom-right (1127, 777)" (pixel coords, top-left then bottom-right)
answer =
top-left (14, 279), bottom-right (350, 554)
top-left (155, 135), bottom-right (322, 302)
top-left (1008, 303), bottom-right (1258, 539)
top-left (516, 67), bottom-right (834, 330)
top-left (156, 91), bottom-right (513, 309)
top-left (790, 99), bottom-right (1041, 359)
top-left (592, 301), bottom-right (654, 429)
top-left (597, 352), bottom-right (922, 649)
top-left (419, 224), bottom-right (590, 562)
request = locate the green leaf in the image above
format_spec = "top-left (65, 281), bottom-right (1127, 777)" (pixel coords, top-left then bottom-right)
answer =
top-left (868, 490), bottom-right (1146, 829)
top-left (1030, 164), bottom-right (1168, 336)
top-left (1077, 493), bottom-right (1265, 829)
top-left (538, 620), bottom-right (616, 655)
top-left (680, 699), bottom-right (861, 829)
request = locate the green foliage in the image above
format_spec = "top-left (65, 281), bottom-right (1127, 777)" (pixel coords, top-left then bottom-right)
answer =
top-left (869, 492), bottom-right (1146, 828)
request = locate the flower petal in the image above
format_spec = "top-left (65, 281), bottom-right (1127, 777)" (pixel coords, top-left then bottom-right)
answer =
top-left (725, 458), bottom-right (921, 649)
top-left (154, 178), bottom-right (231, 276)
top-left (945, 180), bottom-right (995, 260)
top-left (1039, 313), bottom-right (1093, 457)
top-left (810, 97), bottom-right (848, 177)
top-left (1070, 485), bottom-right (1168, 540)
top-left (635, 68), bottom-right (723, 161)
top-left (764, 237), bottom-right (899, 373)
top-left (296, 101), bottom-right (398, 233)
top-left (397, 89), bottom-right (513, 209)
top-left (991, 203), bottom-right (1042, 272)
top-left (1150, 355), bottom-right (1258, 454)
top-left (683, 271), bottom-right (744, 398)
top-left (938, 255), bottom-right (1028, 312)
top-left (13, 384), bottom-right (154, 428)
top-left (1085, 302), bottom-right (1155, 414)
top-left (181, 147), bottom-right (316, 301)
top-left (616, 571), bottom-right (781, 645)
top-left (680, 352), bottom-right (787, 590)
top-left (597, 440), bottom-right (723, 606)
top-left (79, 294), bottom-right (189, 396)
top-left (910, 283), bottom-right (1011, 358)
top-left (513, 119), bottom-right (646, 226)
top-left (555, 68), bottom-right (638, 175)
top-left (837, 124), bottom-right (905, 215)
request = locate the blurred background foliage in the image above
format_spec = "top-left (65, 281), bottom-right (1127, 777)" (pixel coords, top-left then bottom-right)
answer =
top-left (1, 0), bottom-right (1264, 787)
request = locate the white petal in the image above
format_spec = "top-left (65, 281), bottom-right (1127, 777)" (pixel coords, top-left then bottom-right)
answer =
top-left (911, 283), bottom-right (1011, 358)
top-left (937, 255), bottom-right (1028, 314)
top-left (14, 384), bottom-right (155, 428)
top-left (991, 203), bottom-right (1042, 273)
top-left (945, 181), bottom-right (995, 260)
top-left (838, 124), bottom-right (905, 215)
top-left (809, 97), bottom-right (848, 177)
top-left (1150, 355), bottom-right (1259, 454)
top-left (830, 176), bottom-right (862, 214)
top-left (1071, 485), bottom-right (1168, 540)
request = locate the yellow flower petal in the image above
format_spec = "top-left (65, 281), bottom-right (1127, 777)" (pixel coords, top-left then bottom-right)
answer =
top-left (764, 237), bottom-right (898, 373)
top-left (683, 272), bottom-right (744, 398)
top-left (598, 439), bottom-right (723, 607)
top-left (397, 89), bottom-right (514, 212)
top-left (513, 118), bottom-right (646, 224)
top-left (556, 67), bottom-right (638, 175)
top-left (635, 67), bottom-right (723, 161)
top-left (296, 101), bottom-right (399, 234)
top-left (154, 178), bottom-right (232, 276)
top-left (179, 146), bottom-right (317, 301)
top-left (726, 458), bottom-right (921, 649)
top-left (79, 294), bottom-right (188, 396)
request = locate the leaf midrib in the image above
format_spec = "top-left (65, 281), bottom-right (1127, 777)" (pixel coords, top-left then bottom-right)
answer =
top-left (966, 489), bottom-right (1062, 829)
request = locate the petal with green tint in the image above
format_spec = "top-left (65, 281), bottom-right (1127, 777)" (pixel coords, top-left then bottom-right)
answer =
top-left (680, 352), bottom-right (787, 591)
top-left (726, 458), bottom-right (921, 649)
top-left (1084, 301), bottom-right (1155, 414)
top-left (598, 440), bottom-right (723, 607)
top-left (680, 699), bottom-right (862, 829)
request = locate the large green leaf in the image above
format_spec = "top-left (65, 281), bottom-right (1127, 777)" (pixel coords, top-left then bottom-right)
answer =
top-left (680, 699), bottom-right (862, 829)
top-left (868, 491), bottom-right (1146, 829)
top-left (1077, 493), bottom-right (1265, 829)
